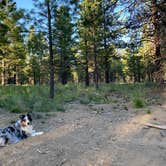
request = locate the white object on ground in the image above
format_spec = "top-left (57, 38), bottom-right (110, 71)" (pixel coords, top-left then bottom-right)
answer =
top-left (145, 123), bottom-right (166, 130)
top-left (22, 125), bottom-right (44, 136)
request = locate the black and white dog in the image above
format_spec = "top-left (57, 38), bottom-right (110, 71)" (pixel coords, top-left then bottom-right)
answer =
top-left (0, 113), bottom-right (43, 146)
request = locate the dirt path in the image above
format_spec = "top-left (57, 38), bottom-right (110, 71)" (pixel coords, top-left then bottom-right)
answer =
top-left (0, 102), bottom-right (166, 166)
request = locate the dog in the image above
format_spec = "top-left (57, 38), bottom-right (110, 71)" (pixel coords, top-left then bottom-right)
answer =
top-left (0, 113), bottom-right (43, 146)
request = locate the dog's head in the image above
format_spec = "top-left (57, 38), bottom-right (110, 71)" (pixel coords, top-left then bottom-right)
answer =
top-left (19, 113), bottom-right (32, 128)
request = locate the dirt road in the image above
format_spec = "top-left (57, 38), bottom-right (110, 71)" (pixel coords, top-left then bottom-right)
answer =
top-left (0, 102), bottom-right (166, 166)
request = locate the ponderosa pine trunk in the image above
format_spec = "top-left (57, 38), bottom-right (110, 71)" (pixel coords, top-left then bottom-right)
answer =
top-left (104, 56), bottom-right (110, 83)
top-left (103, 2), bottom-right (110, 83)
top-left (1, 60), bottom-right (5, 85)
top-left (47, 0), bottom-right (54, 98)
top-left (152, 0), bottom-right (164, 85)
top-left (94, 43), bottom-right (99, 89)
top-left (85, 40), bottom-right (89, 86)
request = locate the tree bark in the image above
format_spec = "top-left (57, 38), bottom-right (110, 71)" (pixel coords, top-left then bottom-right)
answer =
top-left (103, 2), bottom-right (110, 83)
top-left (104, 56), bottom-right (110, 83)
top-left (85, 40), bottom-right (89, 86)
top-left (152, 0), bottom-right (164, 85)
top-left (94, 43), bottom-right (99, 89)
top-left (61, 71), bottom-right (67, 84)
top-left (33, 72), bottom-right (36, 85)
top-left (60, 51), bottom-right (68, 85)
top-left (47, 0), bottom-right (54, 98)
top-left (85, 56), bottom-right (89, 86)
top-left (1, 60), bottom-right (5, 85)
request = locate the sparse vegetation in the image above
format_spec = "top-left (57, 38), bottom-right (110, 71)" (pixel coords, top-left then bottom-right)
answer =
top-left (0, 83), bottom-right (160, 113)
top-left (145, 109), bottom-right (151, 114)
top-left (133, 98), bottom-right (145, 108)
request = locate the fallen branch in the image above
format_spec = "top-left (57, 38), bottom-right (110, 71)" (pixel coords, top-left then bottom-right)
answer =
top-left (145, 123), bottom-right (166, 130)
top-left (36, 149), bottom-right (48, 154)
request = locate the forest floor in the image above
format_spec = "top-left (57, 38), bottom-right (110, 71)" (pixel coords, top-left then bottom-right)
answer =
top-left (0, 92), bottom-right (166, 166)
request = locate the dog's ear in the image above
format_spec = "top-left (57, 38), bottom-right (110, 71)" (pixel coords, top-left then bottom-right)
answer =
top-left (19, 114), bottom-right (25, 120)
top-left (27, 113), bottom-right (32, 122)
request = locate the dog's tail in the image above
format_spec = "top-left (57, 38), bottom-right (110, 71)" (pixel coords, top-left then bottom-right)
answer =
top-left (0, 135), bottom-right (8, 146)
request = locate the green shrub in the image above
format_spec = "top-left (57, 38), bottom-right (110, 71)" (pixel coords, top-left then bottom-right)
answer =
top-left (55, 104), bottom-right (65, 112)
top-left (79, 97), bottom-right (90, 104)
top-left (133, 98), bottom-right (145, 108)
top-left (145, 109), bottom-right (151, 114)
top-left (10, 107), bottom-right (22, 113)
top-left (0, 83), bottom-right (156, 113)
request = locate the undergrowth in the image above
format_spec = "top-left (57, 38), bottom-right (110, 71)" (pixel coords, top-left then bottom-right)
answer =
top-left (0, 83), bottom-right (158, 113)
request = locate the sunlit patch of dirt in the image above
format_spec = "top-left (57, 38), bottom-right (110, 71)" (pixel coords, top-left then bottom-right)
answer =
top-left (114, 114), bottom-right (152, 139)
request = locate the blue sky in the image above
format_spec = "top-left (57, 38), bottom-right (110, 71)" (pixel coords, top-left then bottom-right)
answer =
top-left (14, 0), bottom-right (34, 10)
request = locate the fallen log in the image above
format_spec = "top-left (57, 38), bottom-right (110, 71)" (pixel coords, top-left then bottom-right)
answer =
top-left (145, 123), bottom-right (166, 130)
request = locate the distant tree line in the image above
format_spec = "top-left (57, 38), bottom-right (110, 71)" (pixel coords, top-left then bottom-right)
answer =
top-left (0, 0), bottom-right (165, 98)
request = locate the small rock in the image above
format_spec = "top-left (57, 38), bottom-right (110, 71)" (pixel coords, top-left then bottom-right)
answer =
top-left (124, 106), bottom-right (128, 111)
top-left (158, 145), bottom-right (165, 149)
top-left (111, 137), bottom-right (116, 141)
top-left (160, 130), bottom-right (166, 137)
top-left (143, 126), bottom-right (150, 129)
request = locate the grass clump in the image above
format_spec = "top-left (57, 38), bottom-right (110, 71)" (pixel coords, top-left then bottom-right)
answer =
top-left (10, 107), bottom-right (22, 113)
top-left (145, 109), bottom-right (151, 114)
top-left (0, 82), bottom-right (158, 113)
top-left (55, 104), bottom-right (65, 112)
top-left (133, 98), bottom-right (145, 108)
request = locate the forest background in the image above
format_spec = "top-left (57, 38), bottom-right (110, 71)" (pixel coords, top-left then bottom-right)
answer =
top-left (0, 0), bottom-right (165, 112)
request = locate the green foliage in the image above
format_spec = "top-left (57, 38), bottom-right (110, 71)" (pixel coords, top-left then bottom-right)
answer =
top-left (27, 25), bottom-right (49, 85)
top-left (0, 0), bottom-right (165, 88)
top-left (55, 5), bottom-right (74, 84)
top-left (145, 109), bottom-right (151, 114)
top-left (0, 0), bottom-right (26, 85)
top-left (0, 83), bottom-right (155, 113)
top-left (78, 0), bottom-right (104, 87)
top-left (133, 98), bottom-right (145, 108)
top-left (126, 52), bottom-right (144, 82)
top-left (10, 107), bottom-right (22, 113)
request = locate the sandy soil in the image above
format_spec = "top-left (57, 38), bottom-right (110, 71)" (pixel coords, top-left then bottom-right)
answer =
top-left (0, 94), bottom-right (166, 166)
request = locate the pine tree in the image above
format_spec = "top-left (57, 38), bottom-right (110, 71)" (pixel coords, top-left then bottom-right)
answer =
top-left (101, 0), bottom-right (119, 83)
top-left (123, 0), bottom-right (166, 85)
top-left (27, 25), bottom-right (48, 84)
top-left (55, 5), bottom-right (73, 84)
top-left (0, 0), bottom-right (25, 85)
top-left (32, 0), bottom-right (57, 98)
top-left (78, 0), bottom-right (103, 88)
top-left (78, 0), bottom-right (92, 86)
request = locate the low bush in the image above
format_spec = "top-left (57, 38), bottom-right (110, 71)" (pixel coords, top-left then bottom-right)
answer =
top-left (0, 83), bottom-right (157, 113)
top-left (133, 98), bottom-right (145, 108)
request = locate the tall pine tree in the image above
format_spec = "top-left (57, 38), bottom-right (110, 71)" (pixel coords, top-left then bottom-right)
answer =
top-left (55, 5), bottom-right (73, 84)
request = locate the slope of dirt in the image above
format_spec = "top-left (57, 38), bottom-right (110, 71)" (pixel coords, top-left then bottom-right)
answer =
top-left (0, 100), bottom-right (166, 166)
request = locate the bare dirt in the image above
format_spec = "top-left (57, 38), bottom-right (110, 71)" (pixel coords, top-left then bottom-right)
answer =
top-left (0, 94), bottom-right (166, 166)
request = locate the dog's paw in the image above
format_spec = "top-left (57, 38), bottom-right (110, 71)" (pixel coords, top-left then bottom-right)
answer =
top-left (0, 137), bottom-right (7, 146)
top-left (31, 131), bottom-right (44, 137)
